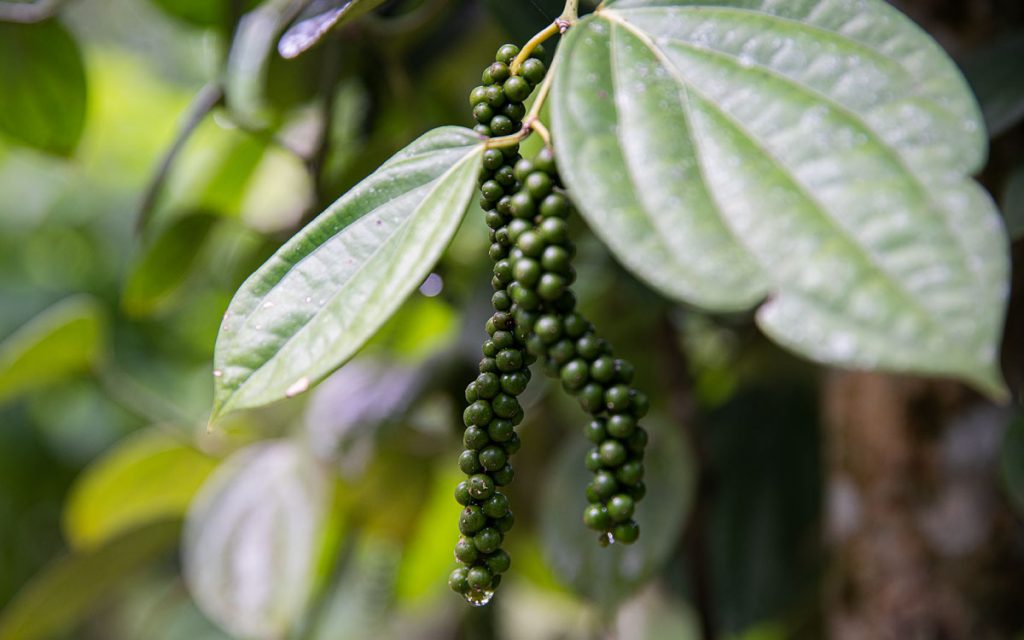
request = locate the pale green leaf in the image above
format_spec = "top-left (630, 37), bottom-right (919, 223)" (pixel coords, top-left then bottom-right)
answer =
top-left (183, 441), bottom-right (330, 640)
top-left (63, 428), bottom-right (217, 550)
top-left (212, 126), bottom-right (483, 418)
top-left (0, 20), bottom-right (86, 156)
top-left (552, 0), bottom-right (1008, 397)
top-left (0, 520), bottom-right (181, 640)
top-left (278, 0), bottom-right (389, 59)
top-left (0, 295), bottom-right (105, 404)
top-left (539, 417), bottom-right (694, 607)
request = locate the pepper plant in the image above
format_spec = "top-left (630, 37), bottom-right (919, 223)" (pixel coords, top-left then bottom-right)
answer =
top-left (210, 0), bottom-right (1009, 607)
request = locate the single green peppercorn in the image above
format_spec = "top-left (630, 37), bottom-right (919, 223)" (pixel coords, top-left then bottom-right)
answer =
top-left (494, 165), bottom-right (516, 186)
top-left (617, 460), bottom-right (644, 485)
top-left (486, 62), bottom-right (510, 84)
top-left (468, 473), bottom-right (495, 500)
top-left (449, 567), bottom-right (470, 594)
top-left (463, 426), bottom-right (489, 450)
top-left (455, 536), bottom-right (479, 563)
top-left (585, 447), bottom-right (602, 471)
top-left (469, 86), bottom-right (488, 106)
top-left (539, 193), bottom-right (569, 218)
top-left (607, 494), bottom-right (635, 522)
top-left (500, 371), bottom-right (529, 395)
top-left (578, 383), bottom-right (605, 413)
top-left (486, 549), bottom-right (511, 574)
top-left (479, 445), bottom-right (508, 471)
top-left (490, 115), bottom-right (515, 136)
top-left (525, 172), bottom-right (553, 199)
top-left (455, 481), bottom-right (472, 505)
top-left (496, 43), bottom-right (519, 64)
top-left (541, 245), bottom-right (570, 273)
top-left (521, 57), bottom-right (546, 85)
top-left (563, 313), bottom-right (588, 338)
top-left (576, 335), bottom-right (603, 360)
top-left (560, 359), bottom-right (590, 391)
top-left (504, 76), bottom-right (530, 102)
top-left (466, 566), bottom-right (492, 590)
top-left (459, 449), bottom-right (483, 475)
top-left (474, 102), bottom-right (495, 124)
top-left (583, 503), bottom-right (612, 530)
top-left (466, 400), bottom-right (494, 427)
top-left (474, 527), bottom-right (502, 553)
top-left (481, 180), bottom-right (503, 202)
top-left (484, 85), bottom-right (505, 107)
top-left (491, 393), bottom-right (518, 419)
top-left (459, 505), bottom-right (486, 535)
top-left (510, 192), bottom-right (535, 219)
top-left (534, 315), bottom-right (562, 344)
top-left (585, 419), bottom-right (607, 444)
top-left (492, 464), bottom-right (514, 486)
top-left (537, 273), bottom-right (567, 301)
top-left (487, 418), bottom-right (514, 442)
top-left (607, 414), bottom-right (637, 438)
top-left (599, 440), bottom-right (628, 467)
top-left (615, 359), bottom-right (635, 384)
top-left (627, 427), bottom-right (648, 453)
top-left (495, 512), bottom-right (515, 532)
top-left (514, 258), bottom-right (541, 287)
top-left (548, 339), bottom-right (576, 365)
top-left (592, 470), bottom-right (619, 499)
top-left (612, 520), bottom-right (640, 544)
top-left (483, 492), bottom-right (510, 518)
top-left (503, 102), bottom-right (526, 121)
top-left (495, 349), bottom-right (523, 372)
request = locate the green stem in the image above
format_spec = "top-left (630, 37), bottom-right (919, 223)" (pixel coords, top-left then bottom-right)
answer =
top-left (560, 0), bottom-right (579, 22)
top-left (510, 21), bottom-right (559, 75)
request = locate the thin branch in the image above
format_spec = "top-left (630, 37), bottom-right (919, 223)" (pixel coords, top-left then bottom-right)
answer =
top-left (511, 20), bottom-right (560, 75)
top-left (134, 83), bottom-right (224, 236)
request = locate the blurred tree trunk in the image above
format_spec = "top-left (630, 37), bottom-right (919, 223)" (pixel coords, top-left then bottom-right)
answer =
top-left (823, 373), bottom-right (1024, 640)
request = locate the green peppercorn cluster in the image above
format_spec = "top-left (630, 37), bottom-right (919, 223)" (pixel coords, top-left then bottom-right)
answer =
top-left (448, 43), bottom-right (547, 605)
top-left (505, 149), bottom-right (650, 546)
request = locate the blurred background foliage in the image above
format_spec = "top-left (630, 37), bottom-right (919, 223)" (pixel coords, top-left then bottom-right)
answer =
top-left (0, 0), bottom-right (1022, 639)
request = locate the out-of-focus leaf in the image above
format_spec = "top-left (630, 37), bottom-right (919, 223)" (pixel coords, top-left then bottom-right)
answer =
top-left (0, 295), bottom-right (104, 405)
top-left (159, 119), bottom-right (268, 220)
top-left (0, 520), bottom-right (181, 640)
top-left (225, 0), bottom-right (304, 128)
top-left (308, 537), bottom-right (400, 640)
top-left (0, 20), bottom-right (86, 156)
top-left (303, 358), bottom-right (421, 465)
top-left (962, 31), bottom-right (1024, 138)
top-left (394, 464), bottom-right (464, 605)
top-left (706, 385), bottom-right (822, 634)
top-left (1003, 165), bottom-right (1024, 241)
top-left (64, 428), bottom-right (217, 550)
top-left (278, 0), bottom-right (387, 59)
top-left (122, 213), bottom-right (219, 317)
top-left (364, 294), bottom-right (458, 361)
top-left (552, 0), bottom-right (1008, 397)
top-left (27, 379), bottom-right (134, 465)
top-left (540, 416), bottom-right (694, 607)
top-left (184, 440), bottom-right (330, 640)
top-left (614, 586), bottom-right (701, 640)
top-left (240, 145), bottom-right (314, 233)
top-left (1001, 414), bottom-right (1024, 514)
top-left (146, 0), bottom-right (262, 28)
top-left (212, 127), bottom-right (483, 419)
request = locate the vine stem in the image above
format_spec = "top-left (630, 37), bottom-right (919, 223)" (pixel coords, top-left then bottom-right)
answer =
top-left (510, 21), bottom-right (560, 75)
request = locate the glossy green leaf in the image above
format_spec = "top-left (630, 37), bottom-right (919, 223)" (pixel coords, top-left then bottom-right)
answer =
top-left (183, 441), bottom-right (330, 640)
top-left (552, 0), bottom-right (1008, 397)
top-left (0, 296), bottom-right (104, 405)
top-left (539, 417), bottom-right (694, 607)
top-left (63, 428), bottom-right (217, 550)
top-left (212, 126), bottom-right (483, 418)
top-left (278, 0), bottom-right (389, 59)
top-left (0, 520), bottom-right (181, 640)
top-left (0, 20), bottom-right (86, 156)
top-left (962, 31), bottom-right (1024, 138)
top-left (122, 213), bottom-right (219, 317)
top-left (1003, 164), bottom-right (1024, 242)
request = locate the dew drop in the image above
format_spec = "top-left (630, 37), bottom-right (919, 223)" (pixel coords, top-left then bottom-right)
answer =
top-left (263, 302), bottom-right (275, 309)
top-left (304, 296), bottom-right (313, 303)
top-left (212, 369), bottom-right (223, 378)
top-left (598, 531), bottom-right (615, 547)
top-left (286, 377), bottom-right (310, 397)
top-left (464, 589), bottom-right (495, 607)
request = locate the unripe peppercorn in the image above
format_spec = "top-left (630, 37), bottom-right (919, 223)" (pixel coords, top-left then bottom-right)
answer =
top-left (607, 414), bottom-right (637, 438)
top-left (486, 549), bottom-right (511, 574)
top-left (607, 494), bottom-right (635, 522)
top-left (483, 492), bottom-right (510, 518)
top-left (459, 449), bottom-right (483, 474)
top-left (467, 566), bottom-right (492, 590)
top-left (521, 58), bottom-right (546, 85)
top-left (479, 445), bottom-right (508, 471)
top-left (468, 473), bottom-right (495, 500)
top-left (583, 503), bottom-right (612, 530)
top-left (599, 440), bottom-right (627, 467)
top-left (474, 527), bottom-right (502, 553)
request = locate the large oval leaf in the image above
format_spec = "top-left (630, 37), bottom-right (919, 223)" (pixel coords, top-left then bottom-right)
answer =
top-left (0, 20), bottom-right (86, 156)
top-left (212, 126), bottom-right (483, 419)
top-left (552, 0), bottom-right (1008, 396)
top-left (183, 441), bottom-right (330, 640)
